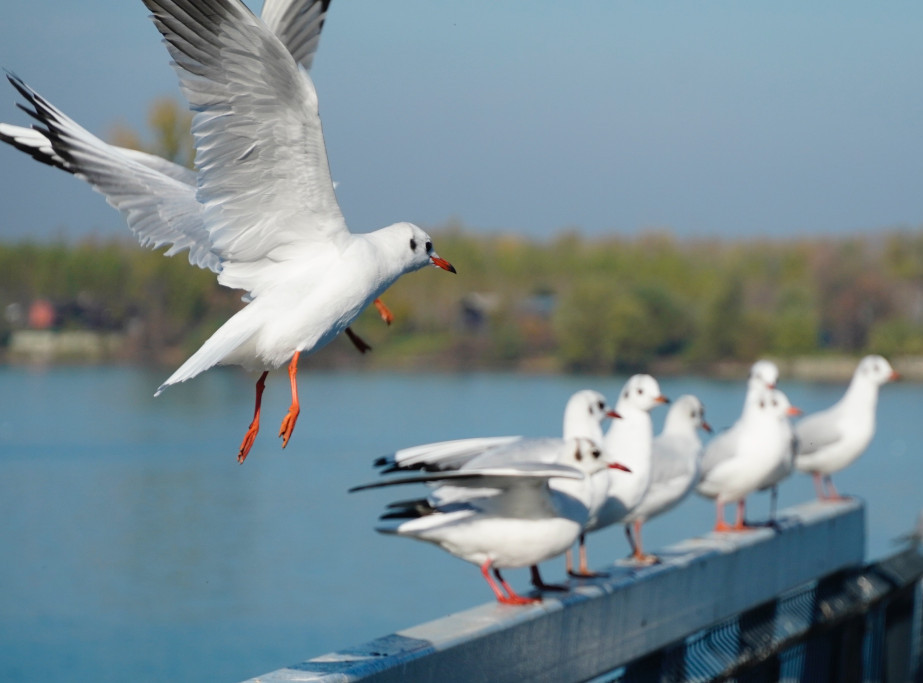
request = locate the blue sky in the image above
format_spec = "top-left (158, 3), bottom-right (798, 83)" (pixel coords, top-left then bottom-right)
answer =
top-left (0, 1), bottom-right (921, 242)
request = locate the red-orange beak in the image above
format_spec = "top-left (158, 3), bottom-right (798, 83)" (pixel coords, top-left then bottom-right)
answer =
top-left (702, 420), bottom-right (713, 433)
top-left (787, 405), bottom-right (803, 417)
top-left (430, 255), bottom-right (456, 273)
top-left (608, 462), bottom-right (631, 473)
top-left (655, 395), bottom-right (670, 404)
top-left (890, 371), bottom-right (901, 382)
top-left (606, 409), bottom-right (622, 419)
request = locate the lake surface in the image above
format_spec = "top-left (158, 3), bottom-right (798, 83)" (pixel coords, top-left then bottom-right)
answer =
top-left (0, 365), bottom-right (919, 681)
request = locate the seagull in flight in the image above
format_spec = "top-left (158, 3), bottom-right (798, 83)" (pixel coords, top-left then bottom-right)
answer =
top-left (0, 0), bottom-right (455, 462)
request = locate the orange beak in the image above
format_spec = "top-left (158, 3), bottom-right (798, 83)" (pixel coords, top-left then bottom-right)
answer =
top-left (890, 371), bottom-right (901, 382)
top-left (609, 462), bottom-right (632, 473)
top-left (430, 256), bottom-right (456, 273)
top-left (702, 420), bottom-right (713, 433)
top-left (787, 405), bottom-right (803, 417)
top-left (655, 395), bottom-right (670, 404)
top-left (606, 409), bottom-right (622, 419)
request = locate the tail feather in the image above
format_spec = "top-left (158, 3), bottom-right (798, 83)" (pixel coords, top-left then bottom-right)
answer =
top-left (155, 307), bottom-right (258, 395)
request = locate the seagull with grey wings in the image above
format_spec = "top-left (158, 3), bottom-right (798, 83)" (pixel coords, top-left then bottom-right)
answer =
top-left (0, 0), bottom-right (455, 463)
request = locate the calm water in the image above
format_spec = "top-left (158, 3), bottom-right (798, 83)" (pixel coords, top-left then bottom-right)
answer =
top-left (0, 366), bottom-right (920, 681)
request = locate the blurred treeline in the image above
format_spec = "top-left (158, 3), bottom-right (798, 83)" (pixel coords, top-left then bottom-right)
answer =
top-left (3, 225), bottom-right (923, 373)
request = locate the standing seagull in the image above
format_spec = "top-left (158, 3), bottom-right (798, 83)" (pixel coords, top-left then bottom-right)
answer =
top-left (2, 0), bottom-right (455, 462)
top-left (353, 438), bottom-right (629, 605)
top-left (576, 375), bottom-right (669, 575)
top-left (795, 355), bottom-right (898, 500)
top-left (623, 395), bottom-right (711, 563)
top-left (697, 386), bottom-right (800, 532)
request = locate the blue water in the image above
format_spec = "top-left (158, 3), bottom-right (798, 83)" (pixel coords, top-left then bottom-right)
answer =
top-left (0, 366), bottom-right (919, 681)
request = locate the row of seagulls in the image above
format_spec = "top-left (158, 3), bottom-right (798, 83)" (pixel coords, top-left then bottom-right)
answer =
top-left (0, 0), bottom-right (455, 464)
top-left (0, 1), bottom-right (902, 607)
top-left (358, 355), bottom-right (897, 604)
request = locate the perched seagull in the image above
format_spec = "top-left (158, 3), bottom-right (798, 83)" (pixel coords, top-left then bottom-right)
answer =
top-left (373, 389), bottom-right (620, 589)
top-left (353, 438), bottom-right (629, 605)
top-left (1, 0), bottom-right (455, 463)
top-left (753, 389), bottom-right (800, 524)
top-left (576, 375), bottom-right (669, 575)
top-left (698, 359), bottom-right (779, 521)
top-left (795, 354), bottom-right (898, 500)
top-left (697, 386), bottom-right (800, 532)
top-left (623, 395), bottom-right (711, 563)
top-left (749, 359), bottom-right (780, 391)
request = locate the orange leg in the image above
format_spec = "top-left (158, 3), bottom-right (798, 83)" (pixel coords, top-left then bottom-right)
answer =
top-left (627, 519), bottom-right (659, 564)
top-left (566, 534), bottom-right (608, 578)
top-left (480, 560), bottom-right (538, 605)
top-left (278, 351), bottom-right (301, 448)
top-left (238, 371), bottom-right (268, 464)
top-left (714, 501), bottom-right (733, 532)
top-left (373, 298), bottom-right (394, 325)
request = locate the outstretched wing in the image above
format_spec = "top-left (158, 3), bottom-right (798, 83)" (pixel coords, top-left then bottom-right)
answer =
top-left (1, 74), bottom-right (219, 271)
top-left (261, 0), bottom-right (332, 72)
top-left (375, 436), bottom-right (524, 473)
top-left (144, 0), bottom-right (348, 294)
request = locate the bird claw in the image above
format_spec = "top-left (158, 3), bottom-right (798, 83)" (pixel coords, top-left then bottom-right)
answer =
top-left (568, 569), bottom-right (609, 579)
top-left (497, 594), bottom-right (540, 606)
top-left (238, 428), bottom-right (258, 464)
top-left (279, 407), bottom-right (300, 448)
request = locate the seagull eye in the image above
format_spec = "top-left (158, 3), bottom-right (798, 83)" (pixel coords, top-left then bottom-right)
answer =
top-left (409, 238), bottom-right (417, 251)
top-left (637, 387), bottom-right (643, 395)
top-left (425, 241), bottom-right (433, 253)
top-left (592, 448), bottom-right (602, 459)
top-left (597, 401), bottom-right (605, 410)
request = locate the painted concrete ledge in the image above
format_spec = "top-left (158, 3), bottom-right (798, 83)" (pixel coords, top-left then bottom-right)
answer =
top-left (245, 499), bottom-right (865, 683)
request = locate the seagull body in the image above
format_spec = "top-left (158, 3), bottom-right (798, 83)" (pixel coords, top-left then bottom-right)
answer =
top-left (354, 438), bottom-right (622, 604)
top-left (697, 386), bottom-right (799, 531)
top-left (624, 395), bottom-right (711, 561)
top-left (577, 375), bottom-right (669, 569)
top-left (795, 354), bottom-right (898, 500)
top-left (1, 0), bottom-right (454, 462)
top-left (373, 389), bottom-right (620, 589)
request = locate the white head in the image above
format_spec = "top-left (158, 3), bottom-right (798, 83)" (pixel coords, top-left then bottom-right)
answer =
top-left (663, 394), bottom-right (712, 435)
top-left (380, 222), bottom-right (455, 275)
top-left (854, 354), bottom-right (899, 387)
top-left (616, 374), bottom-right (670, 413)
top-left (562, 390), bottom-right (618, 441)
top-left (745, 386), bottom-right (800, 423)
top-left (748, 359), bottom-right (779, 390)
top-left (560, 437), bottom-right (631, 477)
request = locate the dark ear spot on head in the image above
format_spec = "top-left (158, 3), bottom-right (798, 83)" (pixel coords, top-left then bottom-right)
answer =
top-left (574, 445), bottom-right (582, 462)
top-left (409, 238), bottom-right (417, 251)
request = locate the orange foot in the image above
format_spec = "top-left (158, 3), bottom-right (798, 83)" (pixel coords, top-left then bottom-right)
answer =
top-left (238, 370), bottom-right (268, 464)
top-left (631, 552), bottom-right (660, 566)
top-left (238, 423), bottom-right (259, 464)
top-left (279, 405), bottom-right (300, 449)
top-left (374, 298), bottom-right (394, 325)
top-left (497, 593), bottom-right (541, 606)
top-left (278, 352), bottom-right (301, 449)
